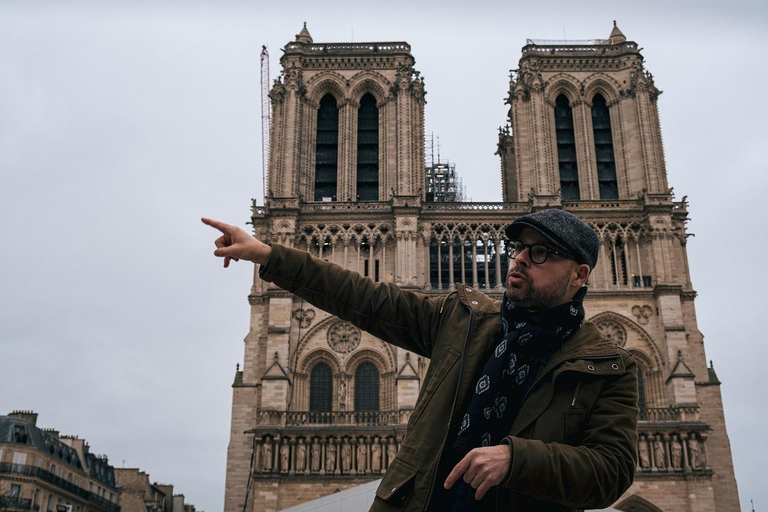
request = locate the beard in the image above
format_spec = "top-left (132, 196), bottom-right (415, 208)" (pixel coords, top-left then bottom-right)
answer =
top-left (505, 265), bottom-right (573, 310)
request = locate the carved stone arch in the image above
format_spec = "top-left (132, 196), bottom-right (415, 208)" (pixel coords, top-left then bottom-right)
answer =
top-left (431, 223), bottom-right (451, 241)
top-left (582, 73), bottom-right (622, 104)
top-left (628, 348), bottom-right (655, 375)
top-left (318, 224), bottom-right (345, 244)
top-left (347, 223), bottom-right (374, 244)
top-left (476, 223), bottom-right (497, 241)
top-left (349, 72), bottom-right (391, 106)
top-left (306, 76), bottom-right (348, 107)
top-left (416, 223), bottom-right (432, 243)
top-left (370, 223), bottom-right (392, 238)
top-left (345, 348), bottom-right (394, 376)
top-left (626, 221), bottom-right (646, 241)
top-left (589, 311), bottom-right (663, 368)
top-left (298, 348), bottom-right (342, 376)
top-left (602, 221), bottom-right (626, 241)
top-left (614, 494), bottom-right (665, 512)
top-left (292, 315), bottom-right (345, 369)
top-left (544, 74), bottom-right (581, 105)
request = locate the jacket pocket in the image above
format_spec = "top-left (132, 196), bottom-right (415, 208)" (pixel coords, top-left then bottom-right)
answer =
top-left (375, 458), bottom-right (418, 507)
top-left (564, 408), bottom-right (587, 445)
top-left (406, 346), bottom-right (461, 431)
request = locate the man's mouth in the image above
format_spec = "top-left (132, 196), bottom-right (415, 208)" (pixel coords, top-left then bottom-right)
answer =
top-left (507, 270), bottom-right (527, 284)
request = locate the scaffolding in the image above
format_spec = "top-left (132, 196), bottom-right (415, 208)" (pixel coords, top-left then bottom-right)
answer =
top-left (425, 132), bottom-right (465, 202)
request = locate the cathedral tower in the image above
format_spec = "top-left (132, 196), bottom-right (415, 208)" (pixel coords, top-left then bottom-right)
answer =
top-left (224, 23), bottom-right (740, 512)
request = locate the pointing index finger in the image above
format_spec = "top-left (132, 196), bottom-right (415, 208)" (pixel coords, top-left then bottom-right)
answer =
top-left (201, 217), bottom-right (232, 233)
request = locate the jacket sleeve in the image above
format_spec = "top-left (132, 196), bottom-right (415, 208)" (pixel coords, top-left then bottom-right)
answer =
top-left (258, 244), bottom-right (445, 358)
top-left (500, 351), bottom-right (639, 509)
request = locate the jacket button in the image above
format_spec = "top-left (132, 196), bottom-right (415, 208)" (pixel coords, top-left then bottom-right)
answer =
top-left (466, 287), bottom-right (472, 292)
top-left (471, 300), bottom-right (479, 305)
top-left (587, 364), bottom-right (595, 371)
top-left (612, 363), bottom-right (619, 370)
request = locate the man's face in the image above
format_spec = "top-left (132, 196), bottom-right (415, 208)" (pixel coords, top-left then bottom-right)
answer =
top-left (505, 227), bottom-right (578, 309)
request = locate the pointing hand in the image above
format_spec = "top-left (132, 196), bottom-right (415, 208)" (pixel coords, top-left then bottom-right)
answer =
top-left (201, 217), bottom-right (272, 267)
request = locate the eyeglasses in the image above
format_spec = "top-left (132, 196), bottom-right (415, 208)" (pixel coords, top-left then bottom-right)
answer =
top-left (505, 240), bottom-right (574, 264)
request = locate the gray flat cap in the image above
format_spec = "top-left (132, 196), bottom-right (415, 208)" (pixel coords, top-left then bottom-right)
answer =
top-left (505, 209), bottom-right (599, 270)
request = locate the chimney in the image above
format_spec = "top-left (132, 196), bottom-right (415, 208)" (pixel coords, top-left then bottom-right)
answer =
top-left (8, 410), bottom-right (38, 426)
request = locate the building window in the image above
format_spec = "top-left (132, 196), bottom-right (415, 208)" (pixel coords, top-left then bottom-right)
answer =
top-left (591, 94), bottom-right (618, 199)
top-left (609, 239), bottom-right (628, 286)
top-left (354, 363), bottom-right (379, 413)
top-left (309, 363), bottom-right (333, 412)
top-left (357, 93), bottom-right (379, 200)
top-left (637, 368), bottom-right (647, 411)
top-left (314, 94), bottom-right (339, 201)
top-left (12, 452), bottom-right (27, 466)
top-left (555, 94), bottom-right (579, 199)
top-left (12, 425), bottom-right (29, 444)
top-left (9, 484), bottom-right (21, 498)
top-left (363, 259), bottom-right (380, 282)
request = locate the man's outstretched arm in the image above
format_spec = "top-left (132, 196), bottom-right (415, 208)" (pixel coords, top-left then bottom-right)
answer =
top-left (201, 217), bottom-right (272, 267)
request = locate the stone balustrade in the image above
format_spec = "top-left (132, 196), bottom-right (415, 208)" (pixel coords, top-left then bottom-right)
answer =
top-left (250, 433), bottom-right (402, 478)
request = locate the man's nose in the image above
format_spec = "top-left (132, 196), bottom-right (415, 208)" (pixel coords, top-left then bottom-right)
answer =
top-left (514, 246), bottom-right (531, 267)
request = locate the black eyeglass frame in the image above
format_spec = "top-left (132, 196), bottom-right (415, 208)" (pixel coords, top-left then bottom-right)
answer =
top-left (505, 240), bottom-right (574, 264)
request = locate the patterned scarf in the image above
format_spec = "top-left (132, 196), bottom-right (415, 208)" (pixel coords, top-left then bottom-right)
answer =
top-left (448, 287), bottom-right (586, 511)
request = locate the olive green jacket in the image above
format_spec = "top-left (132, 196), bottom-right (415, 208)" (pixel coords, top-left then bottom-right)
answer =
top-left (260, 244), bottom-right (638, 512)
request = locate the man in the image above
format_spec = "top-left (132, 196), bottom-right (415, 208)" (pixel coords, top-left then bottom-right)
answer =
top-left (203, 209), bottom-right (638, 512)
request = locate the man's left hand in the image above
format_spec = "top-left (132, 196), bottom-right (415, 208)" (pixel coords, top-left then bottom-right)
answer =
top-left (444, 445), bottom-right (511, 500)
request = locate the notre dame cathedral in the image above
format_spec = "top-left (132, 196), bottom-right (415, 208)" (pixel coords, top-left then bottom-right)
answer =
top-left (222, 22), bottom-right (740, 512)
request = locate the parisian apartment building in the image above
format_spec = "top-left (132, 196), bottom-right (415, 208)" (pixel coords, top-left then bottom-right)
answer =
top-left (0, 411), bottom-right (200, 512)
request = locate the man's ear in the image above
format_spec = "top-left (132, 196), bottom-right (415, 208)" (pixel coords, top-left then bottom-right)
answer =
top-left (572, 264), bottom-right (590, 287)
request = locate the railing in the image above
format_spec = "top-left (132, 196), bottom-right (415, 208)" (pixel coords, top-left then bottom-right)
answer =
top-left (286, 42), bottom-right (411, 54)
top-left (639, 406), bottom-right (700, 423)
top-left (256, 410), bottom-right (408, 427)
top-left (0, 496), bottom-right (33, 510)
top-left (0, 464), bottom-right (120, 512)
top-left (522, 41), bottom-right (638, 54)
top-left (422, 202), bottom-right (527, 212)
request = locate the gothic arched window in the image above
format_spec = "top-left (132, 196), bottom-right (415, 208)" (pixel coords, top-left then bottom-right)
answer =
top-left (314, 94), bottom-right (339, 201)
top-left (354, 362), bottom-right (379, 411)
top-left (309, 362), bottom-right (333, 412)
top-left (555, 94), bottom-right (579, 199)
top-left (591, 94), bottom-right (619, 199)
top-left (637, 367), bottom-right (647, 412)
top-left (356, 93), bottom-right (379, 201)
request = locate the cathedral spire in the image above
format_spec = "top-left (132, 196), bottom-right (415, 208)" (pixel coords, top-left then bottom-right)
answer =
top-left (296, 22), bottom-right (313, 44)
top-left (610, 20), bottom-right (626, 43)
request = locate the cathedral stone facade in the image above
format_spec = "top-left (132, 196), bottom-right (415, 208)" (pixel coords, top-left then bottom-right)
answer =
top-left (223, 23), bottom-right (740, 512)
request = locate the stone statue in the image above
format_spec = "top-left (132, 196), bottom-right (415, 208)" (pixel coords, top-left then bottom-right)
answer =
top-left (280, 440), bottom-right (290, 473)
top-left (341, 439), bottom-right (352, 473)
top-left (339, 379), bottom-right (347, 410)
top-left (311, 440), bottom-right (321, 472)
top-left (261, 438), bottom-right (273, 471)
top-left (387, 439), bottom-right (398, 468)
top-left (371, 440), bottom-right (382, 473)
top-left (654, 438), bottom-right (666, 469)
top-left (670, 436), bottom-right (682, 469)
top-left (295, 439), bottom-right (307, 473)
top-left (688, 436), bottom-right (702, 469)
top-left (325, 441), bottom-right (336, 473)
top-left (638, 439), bottom-right (650, 469)
top-left (356, 438), bottom-right (368, 473)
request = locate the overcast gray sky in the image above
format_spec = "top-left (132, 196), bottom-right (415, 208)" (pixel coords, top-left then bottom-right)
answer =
top-left (1, 1), bottom-right (766, 511)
